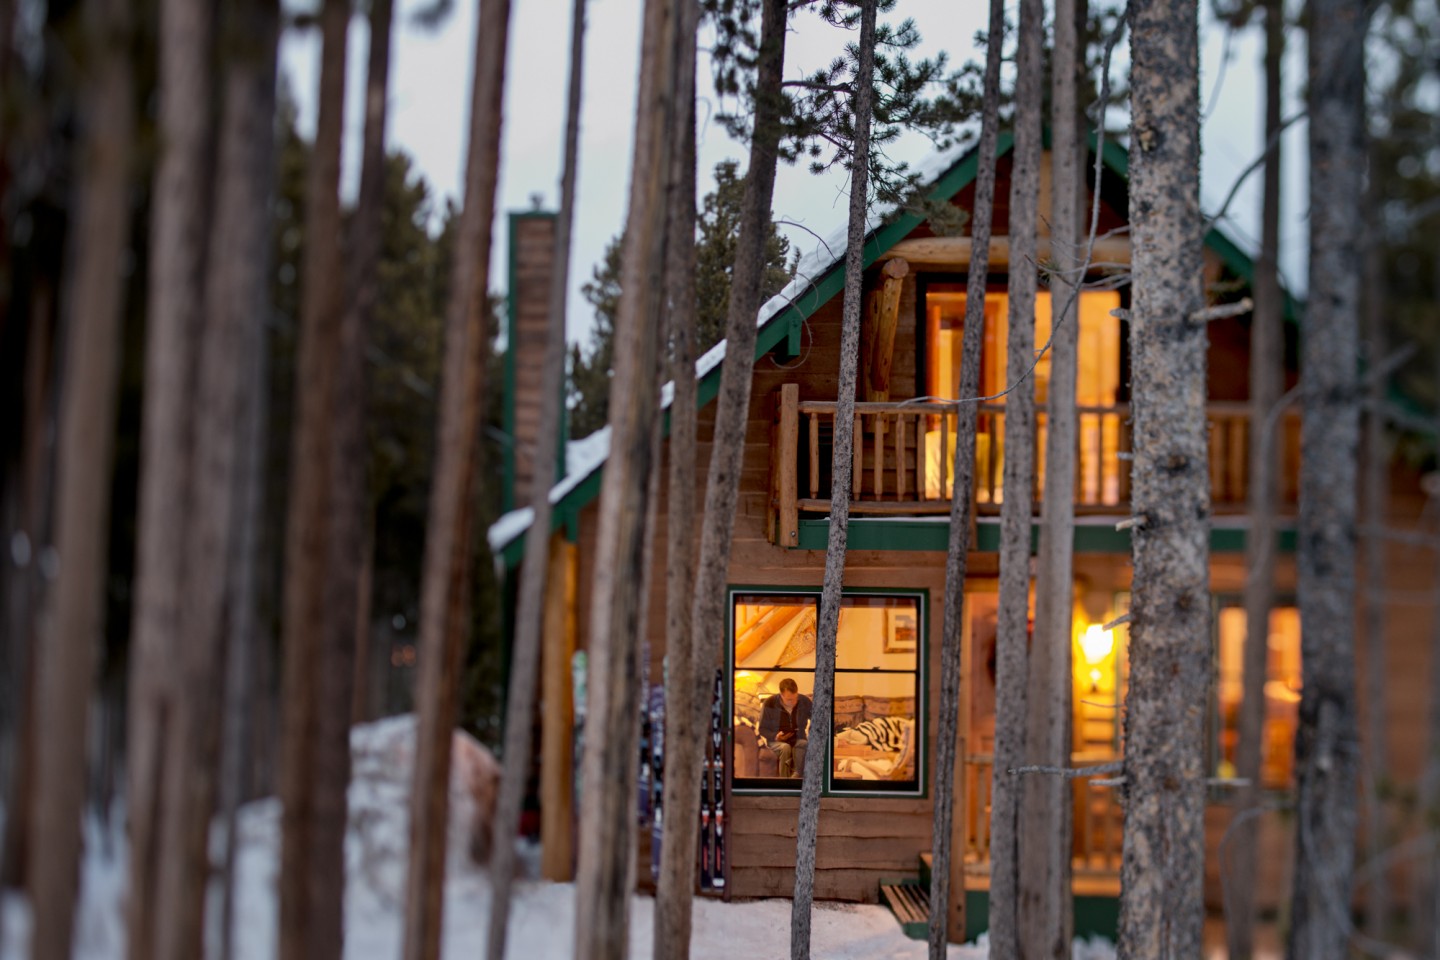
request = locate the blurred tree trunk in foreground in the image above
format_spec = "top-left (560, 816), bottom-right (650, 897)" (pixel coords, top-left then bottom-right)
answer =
top-left (402, 0), bottom-right (512, 956)
top-left (1118, 0), bottom-right (1209, 955)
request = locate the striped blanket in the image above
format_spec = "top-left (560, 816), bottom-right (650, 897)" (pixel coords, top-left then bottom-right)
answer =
top-left (835, 716), bottom-right (911, 752)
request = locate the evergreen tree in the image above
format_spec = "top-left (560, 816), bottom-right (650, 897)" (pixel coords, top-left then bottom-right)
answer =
top-left (568, 162), bottom-right (795, 440)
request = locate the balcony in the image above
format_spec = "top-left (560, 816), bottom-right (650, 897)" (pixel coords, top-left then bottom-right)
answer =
top-left (767, 383), bottom-right (1300, 546)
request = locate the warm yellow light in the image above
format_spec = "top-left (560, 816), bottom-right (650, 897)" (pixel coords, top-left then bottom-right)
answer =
top-left (1079, 624), bottom-right (1115, 665)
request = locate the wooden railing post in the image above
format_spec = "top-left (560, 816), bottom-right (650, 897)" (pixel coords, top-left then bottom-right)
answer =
top-left (778, 384), bottom-right (799, 546)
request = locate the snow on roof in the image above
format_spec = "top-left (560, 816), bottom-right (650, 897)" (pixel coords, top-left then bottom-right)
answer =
top-left (487, 425), bottom-right (613, 554)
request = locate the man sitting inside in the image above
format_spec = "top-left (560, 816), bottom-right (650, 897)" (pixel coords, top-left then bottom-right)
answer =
top-left (758, 678), bottom-right (812, 778)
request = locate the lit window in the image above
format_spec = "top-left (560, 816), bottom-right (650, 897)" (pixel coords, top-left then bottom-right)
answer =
top-left (731, 592), bottom-right (923, 794)
top-left (921, 283), bottom-right (1124, 504)
top-left (1215, 604), bottom-right (1302, 788)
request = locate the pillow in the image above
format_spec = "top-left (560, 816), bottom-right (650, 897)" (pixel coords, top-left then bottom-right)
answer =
top-left (833, 695), bottom-right (868, 729)
top-left (862, 696), bottom-right (915, 720)
top-left (733, 688), bottom-right (764, 726)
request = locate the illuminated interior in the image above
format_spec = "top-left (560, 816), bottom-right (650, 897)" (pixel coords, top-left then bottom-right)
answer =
top-left (731, 594), bottom-right (920, 791)
top-left (1216, 605), bottom-right (1302, 787)
top-left (923, 286), bottom-right (1123, 502)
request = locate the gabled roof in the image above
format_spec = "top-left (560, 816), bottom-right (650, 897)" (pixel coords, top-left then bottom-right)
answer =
top-left (488, 132), bottom-right (1282, 563)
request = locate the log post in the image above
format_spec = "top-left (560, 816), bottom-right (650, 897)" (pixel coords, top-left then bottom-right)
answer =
top-left (778, 384), bottom-right (799, 546)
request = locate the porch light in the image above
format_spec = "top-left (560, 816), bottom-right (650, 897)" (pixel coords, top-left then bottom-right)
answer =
top-left (1079, 623), bottom-right (1115, 688)
top-left (1080, 623), bottom-right (1115, 665)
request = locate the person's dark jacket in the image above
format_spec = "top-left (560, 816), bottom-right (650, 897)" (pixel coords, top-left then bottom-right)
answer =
top-left (758, 693), bottom-right (812, 746)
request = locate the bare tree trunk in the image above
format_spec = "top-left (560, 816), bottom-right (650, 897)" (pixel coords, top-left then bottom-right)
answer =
top-left (126, 0), bottom-right (214, 953)
top-left (1287, 0), bottom-right (1366, 955)
top-left (0, 284), bottom-right (55, 898)
top-left (1228, 4), bottom-right (1283, 956)
top-left (1417, 348), bottom-right (1440, 959)
top-left (573, 0), bottom-right (680, 954)
top-left (485, 0), bottom-right (587, 955)
top-left (401, 0), bottom-right (511, 956)
top-left (352, 520), bottom-right (377, 724)
top-left (278, 1), bottom-right (350, 956)
top-left (1117, 2), bottom-right (1209, 958)
top-left (651, 8), bottom-right (702, 958)
top-left (683, 0), bottom-right (787, 915)
top-left (926, 0), bottom-right (1003, 952)
top-left (342, 0), bottom-right (393, 736)
top-left (27, 1), bottom-right (133, 954)
top-left (988, 0), bottom-right (1043, 952)
top-left (1358, 170), bottom-right (1390, 943)
top-left (790, 5), bottom-right (876, 958)
top-left (1021, 0), bottom-right (1083, 948)
top-left (214, 14), bottom-right (279, 960)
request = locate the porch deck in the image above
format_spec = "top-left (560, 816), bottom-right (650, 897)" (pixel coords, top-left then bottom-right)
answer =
top-left (768, 383), bottom-right (1302, 546)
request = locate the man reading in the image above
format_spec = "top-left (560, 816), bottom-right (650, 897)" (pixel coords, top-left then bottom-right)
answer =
top-left (758, 678), bottom-right (812, 778)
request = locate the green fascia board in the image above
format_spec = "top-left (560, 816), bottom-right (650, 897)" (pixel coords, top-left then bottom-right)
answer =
top-left (795, 518), bottom-right (1296, 554)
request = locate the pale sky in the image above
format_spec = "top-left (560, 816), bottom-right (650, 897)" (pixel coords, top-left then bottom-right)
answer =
top-left (280, 0), bottom-right (1310, 347)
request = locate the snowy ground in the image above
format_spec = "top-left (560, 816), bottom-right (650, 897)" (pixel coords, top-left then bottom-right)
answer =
top-left (2, 717), bottom-right (1122, 959)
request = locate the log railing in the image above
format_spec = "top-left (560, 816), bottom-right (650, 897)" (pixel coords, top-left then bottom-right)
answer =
top-left (769, 384), bottom-right (1300, 545)
top-left (962, 753), bottom-right (1124, 880)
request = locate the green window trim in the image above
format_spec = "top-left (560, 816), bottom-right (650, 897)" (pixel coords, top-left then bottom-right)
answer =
top-left (726, 585), bottom-right (929, 800)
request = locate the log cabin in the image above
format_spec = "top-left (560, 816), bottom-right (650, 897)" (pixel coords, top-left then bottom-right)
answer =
top-left (489, 134), bottom-right (1438, 941)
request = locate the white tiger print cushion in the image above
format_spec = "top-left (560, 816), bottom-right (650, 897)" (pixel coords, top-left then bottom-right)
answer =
top-left (835, 716), bottom-right (912, 751)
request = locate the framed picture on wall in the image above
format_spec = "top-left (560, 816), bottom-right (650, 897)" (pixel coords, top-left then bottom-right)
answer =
top-left (885, 609), bottom-right (917, 654)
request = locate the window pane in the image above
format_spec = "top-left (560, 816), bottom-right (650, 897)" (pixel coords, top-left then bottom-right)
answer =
top-left (732, 595), bottom-right (817, 785)
top-left (837, 595), bottom-right (918, 672)
top-left (831, 673), bottom-right (919, 787)
top-left (833, 596), bottom-right (920, 790)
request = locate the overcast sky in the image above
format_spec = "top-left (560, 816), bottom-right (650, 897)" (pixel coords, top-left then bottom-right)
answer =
top-left (280, 0), bottom-right (1311, 346)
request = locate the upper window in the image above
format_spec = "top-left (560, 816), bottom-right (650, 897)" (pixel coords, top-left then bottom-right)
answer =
top-left (730, 591), bottom-right (924, 795)
top-left (921, 283), bottom-right (1125, 505)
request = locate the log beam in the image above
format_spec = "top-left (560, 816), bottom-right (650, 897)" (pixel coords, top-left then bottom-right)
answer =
top-left (878, 235), bottom-right (1131, 269)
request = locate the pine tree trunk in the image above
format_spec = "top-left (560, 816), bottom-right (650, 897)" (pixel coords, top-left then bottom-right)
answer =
top-left (27, 1), bottom-right (133, 954)
top-left (0, 290), bottom-right (56, 898)
top-left (1021, 0), bottom-right (1083, 948)
top-left (652, 12), bottom-right (702, 959)
top-left (790, 5), bottom-right (876, 958)
top-left (340, 0), bottom-right (393, 735)
top-left (1117, 1), bottom-right (1209, 956)
top-left (1227, 4), bottom-right (1283, 956)
top-left (572, 0), bottom-right (680, 954)
top-left (215, 14), bottom-right (279, 960)
top-left (278, 0), bottom-right (350, 956)
top-left (988, 0), bottom-right (1042, 951)
top-left (486, 0), bottom-right (587, 954)
top-left (1417, 348), bottom-right (1440, 958)
top-left (1287, 0), bottom-right (1366, 954)
top-left (402, 0), bottom-right (511, 956)
top-left (1359, 175), bottom-right (1390, 942)
top-left (926, 0), bottom-right (1003, 951)
top-left (684, 0), bottom-right (788, 903)
top-left (126, 0), bottom-right (214, 953)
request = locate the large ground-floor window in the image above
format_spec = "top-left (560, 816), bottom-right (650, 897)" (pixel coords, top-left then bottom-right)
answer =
top-left (730, 590), bottom-right (924, 795)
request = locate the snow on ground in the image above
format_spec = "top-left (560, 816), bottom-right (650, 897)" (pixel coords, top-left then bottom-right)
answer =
top-left (2, 716), bottom-right (1120, 959)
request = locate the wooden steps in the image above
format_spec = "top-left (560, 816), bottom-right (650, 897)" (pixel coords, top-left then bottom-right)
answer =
top-left (879, 880), bottom-right (930, 940)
